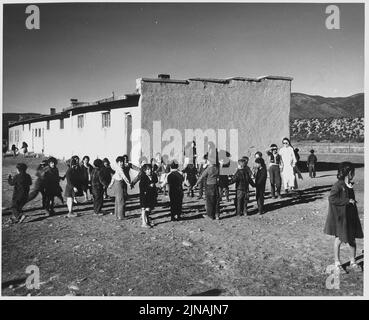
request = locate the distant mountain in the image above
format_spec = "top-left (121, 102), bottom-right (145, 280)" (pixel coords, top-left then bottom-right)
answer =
top-left (2, 113), bottom-right (44, 140)
top-left (291, 93), bottom-right (364, 119)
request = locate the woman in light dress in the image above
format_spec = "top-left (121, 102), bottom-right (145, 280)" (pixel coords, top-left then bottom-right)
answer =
top-left (278, 137), bottom-right (298, 193)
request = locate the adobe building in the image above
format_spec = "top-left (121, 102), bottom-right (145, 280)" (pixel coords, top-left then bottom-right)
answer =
top-left (8, 74), bottom-right (292, 172)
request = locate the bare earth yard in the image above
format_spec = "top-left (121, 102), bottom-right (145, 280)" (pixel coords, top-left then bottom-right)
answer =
top-left (1, 154), bottom-right (364, 296)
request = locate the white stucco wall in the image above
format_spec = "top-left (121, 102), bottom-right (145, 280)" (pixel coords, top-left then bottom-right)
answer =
top-left (8, 106), bottom-right (141, 166)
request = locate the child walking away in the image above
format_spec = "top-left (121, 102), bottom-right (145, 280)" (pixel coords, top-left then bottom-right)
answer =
top-left (101, 158), bottom-right (115, 199)
top-left (64, 158), bottom-right (82, 218)
top-left (307, 149), bottom-right (318, 178)
top-left (109, 156), bottom-right (131, 220)
top-left (91, 159), bottom-right (106, 216)
top-left (254, 158), bottom-right (267, 215)
top-left (8, 163), bottom-right (32, 223)
top-left (183, 161), bottom-right (197, 197)
top-left (166, 160), bottom-right (184, 221)
top-left (194, 161), bottom-right (220, 220)
top-left (138, 164), bottom-right (158, 227)
top-left (229, 159), bottom-right (255, 216)
top-left (323, 162), bottom-right (363, 272)
top-left (81, 156), bottom-right (93, 202)
top-left (266, 144), bottom-right (282, 199)
top-left (43, 157), bottom-right (63, 216)
top-left (27, 159), bottom-right (49, 208)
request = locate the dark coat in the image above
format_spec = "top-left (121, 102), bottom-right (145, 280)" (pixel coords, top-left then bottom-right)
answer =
top-left (139, 173), bottom-right (158, 208)
top-left (81, 164), bottom-right (93, 185)
top-left (255, 166), bottom-right (267, 188)
top-left (9, 172), bottom-right (32, 204)
top-left (64, 167), bottom-right (82, 197)
top-left (307, 154), bottom-right (317, 165)
top-left (167, 170), bottom-right (184, 198)
top-left (44, 167), bottom-right (62, 197)
top-left (229, 168), bottom-right (255, 192)
top-left (183, 164), bottom-right (198, 186)
top-left (91, 168), bottom-right (106, 192)
top-left (323, 180), bottom-right (363, 244)
top-left (197, 165), bottom-right (219, 186)
top-left (100, 166), bottom-right (115, 186)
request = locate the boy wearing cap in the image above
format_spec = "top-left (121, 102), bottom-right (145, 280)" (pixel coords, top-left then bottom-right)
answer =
top-left (307, 149), bottom-right (317, 178)
top-left (266, 144), bottom-right (282, 199)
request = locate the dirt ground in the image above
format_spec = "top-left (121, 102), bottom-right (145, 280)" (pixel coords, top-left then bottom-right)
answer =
top-left (1, 153), bottom-right (364, 296)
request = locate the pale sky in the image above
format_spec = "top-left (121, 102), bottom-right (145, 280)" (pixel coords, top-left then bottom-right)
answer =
top-left (3, 3), bottom-right (364, 114)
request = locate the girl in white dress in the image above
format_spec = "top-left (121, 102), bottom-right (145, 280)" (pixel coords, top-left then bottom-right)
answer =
top-left (279, 137), bottom-right (297, 193)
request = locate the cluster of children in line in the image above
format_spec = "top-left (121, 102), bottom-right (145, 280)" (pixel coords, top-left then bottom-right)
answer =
top-left (7, 137), bottom-right (318, 227)
top-left (7, 144), bottom-right (362, 272)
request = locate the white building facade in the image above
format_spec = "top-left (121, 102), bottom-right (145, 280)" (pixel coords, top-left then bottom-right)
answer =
top-left (8, 94), bottom-right (141, 164)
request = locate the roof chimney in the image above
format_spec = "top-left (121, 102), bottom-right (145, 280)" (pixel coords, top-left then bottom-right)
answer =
top-left (70, 99), bottom-right (78, 107)
top-left (158, 74), bottom-right (170, 79)
top-left (50, 108), bottom-right (56, 115)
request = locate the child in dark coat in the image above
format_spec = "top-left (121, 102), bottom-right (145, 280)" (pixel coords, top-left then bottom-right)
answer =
top-left (138, 164), bottom-right (158, 227)
top-left (64, 158), bottom-right (82, 218)
top-left (101, 158), bottom-right (115, 199)
top-left (43, 157), bottom-right (63, 216)
top-left (8, 163), bottom-right (32, 223)
top-left (254, 158), bottom-right (267, 215)
top-left (307, 149), bottom-right (318, 178)
top-left (229, 159), bottom-right (255, 216)
top-left (324, 162), bottom-right (363, 272)
top-left (27, 159), bottom-right (49, 208)
top-left (91, 159), bottom-right (106, 216)
top-left (167, 161), bottom-right (184, 221)
top-left (183, 162), bottom-right (197, 197)
top-left (81, 155), bottom-right (93, 202)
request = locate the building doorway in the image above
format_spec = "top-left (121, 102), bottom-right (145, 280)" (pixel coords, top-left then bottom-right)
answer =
top-left (125, 112), bottom-right (132, 158)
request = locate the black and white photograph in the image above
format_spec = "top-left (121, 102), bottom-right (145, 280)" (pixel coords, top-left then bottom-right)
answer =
top-left (0, 1), bottom-right (366, 300)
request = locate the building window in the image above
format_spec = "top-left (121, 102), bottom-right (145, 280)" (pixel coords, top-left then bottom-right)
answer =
top-left (60, 119), bottom-right (64, 129)
top-left (29, 123), bottom-right (31, 131)
top-left (46, 121), bottom-right (50, 130)
top-left (38, 128), bottom-right (41, 137)
top-left (102, 112), bottom-right (111, 128)
top-left (77, 115), bottom-right (84, 128)
top-left (22, 124), bottom-right (25, 131)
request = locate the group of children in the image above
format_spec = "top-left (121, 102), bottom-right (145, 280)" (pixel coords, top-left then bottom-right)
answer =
top-left (6, 143), bottom-right (362, 273)
top-left (5, 140), bottom-right (322, 226)
top-left (5, 140), bottom-right (316, 225)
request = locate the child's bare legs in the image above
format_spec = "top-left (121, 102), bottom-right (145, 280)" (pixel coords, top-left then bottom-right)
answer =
top-left (67, 197), bottom-right (73, 213)
top-left (66, 197), bottom-right (78, 217)
top-left (141, 208), bottom-right (148, 227)
top-left (334, 237), bottom-right (342, 266)
top-left (83, 190), bottom-right (90, 202)
top-left (349, 241), bottom-right (357, 265)
top-left (141, 208), bottom-right (152, 227)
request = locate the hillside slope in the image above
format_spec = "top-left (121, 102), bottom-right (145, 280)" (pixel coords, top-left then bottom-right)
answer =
top-left (291, 93), bottom-right (364, 119)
